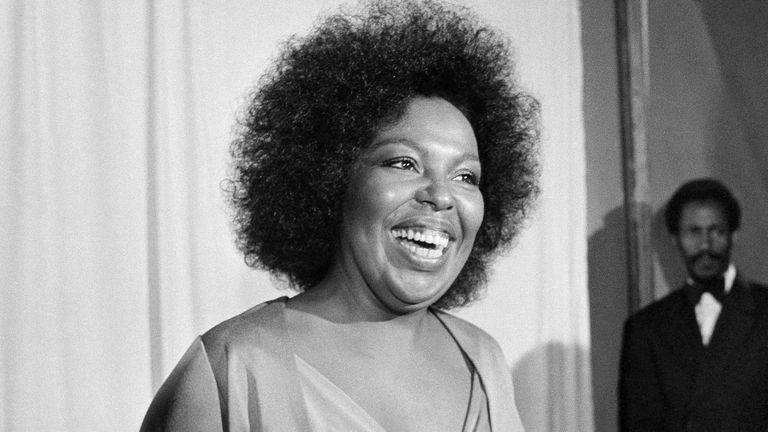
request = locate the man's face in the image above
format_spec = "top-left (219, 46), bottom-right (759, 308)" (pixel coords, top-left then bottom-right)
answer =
top-left (674, 200), bottom-right (734, 281)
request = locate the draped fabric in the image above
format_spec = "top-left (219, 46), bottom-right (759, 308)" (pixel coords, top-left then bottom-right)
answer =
top-left (0, 1), bottom-right (590, 431)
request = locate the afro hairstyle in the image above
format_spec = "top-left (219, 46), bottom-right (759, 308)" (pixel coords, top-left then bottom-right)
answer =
top-left (228, 0), bottom-right (539, 309)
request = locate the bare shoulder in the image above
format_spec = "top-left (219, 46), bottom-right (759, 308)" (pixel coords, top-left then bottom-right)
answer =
top-left (201, 297), bottom-right (288, 355)
top-left (431, 309), bottom-right (505, 356)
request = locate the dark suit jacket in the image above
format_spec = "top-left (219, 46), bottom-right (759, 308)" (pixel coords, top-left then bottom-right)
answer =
top-left (619, 275), bottom-right (768, 432)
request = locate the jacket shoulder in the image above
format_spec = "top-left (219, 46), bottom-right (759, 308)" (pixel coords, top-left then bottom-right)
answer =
top-left (746, 279), bottom-right (768, 293)
top-left (626, 288), bottom-right (688, 325)
top-left (745, 280), bottom-right (768, 308)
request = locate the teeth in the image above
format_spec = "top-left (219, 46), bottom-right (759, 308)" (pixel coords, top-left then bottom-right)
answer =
top-left (392, 227), bottom-right (450, 258)
top-left (405, 243), bottom-right (443, 258)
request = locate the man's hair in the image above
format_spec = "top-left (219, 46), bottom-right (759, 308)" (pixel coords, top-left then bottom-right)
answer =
top-left (664, 178), bottom-right (741, 235)
top-left (227, 0), bottom-right (539, 309)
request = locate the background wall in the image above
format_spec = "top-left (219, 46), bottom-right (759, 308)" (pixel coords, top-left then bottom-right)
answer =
top-left (581, 0), bottom-right (626, 431)
top-left (581, 1), bottom-right (768, 431)
top-left (647, 0), bottom-right (768, 298)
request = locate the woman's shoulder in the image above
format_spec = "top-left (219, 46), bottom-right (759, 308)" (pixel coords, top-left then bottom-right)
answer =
top-left (431, 309), bottom-right (504, 355)
top-left (432, 309), bottom-right (523, 430)
top-left (201, 296), bottom-right (289, 354)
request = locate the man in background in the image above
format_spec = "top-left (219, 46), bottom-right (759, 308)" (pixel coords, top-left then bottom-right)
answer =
top-left (619, 178), bottom-right (768, 431)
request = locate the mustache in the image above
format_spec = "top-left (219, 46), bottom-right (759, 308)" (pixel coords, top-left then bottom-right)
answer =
top-left (688, 251), bottom-right (725, 264)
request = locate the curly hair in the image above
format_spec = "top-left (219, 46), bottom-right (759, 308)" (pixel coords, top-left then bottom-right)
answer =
top-left (228, 0), bottom-right (539, 309)
top-left (665, 178), bottom-right (741, 235)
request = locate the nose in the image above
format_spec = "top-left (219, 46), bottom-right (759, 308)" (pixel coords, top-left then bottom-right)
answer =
top-left (697, 232), bottom-right (714, 251)
top-left (415, 178), bottom-right (454, 211)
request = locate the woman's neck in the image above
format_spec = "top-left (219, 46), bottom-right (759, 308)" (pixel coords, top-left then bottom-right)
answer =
top-left (286, 265), bottom-right (432, 330)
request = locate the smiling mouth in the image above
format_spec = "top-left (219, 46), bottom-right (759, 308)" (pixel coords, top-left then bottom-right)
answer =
top-left (391, 228), bottom-right (450, 259)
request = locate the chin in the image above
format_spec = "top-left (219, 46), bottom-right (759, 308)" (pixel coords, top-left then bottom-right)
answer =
top-left (691, 269), bottom-right (722, 280)
top-left (389, 291), bottom-right (443, 311)
top-left (385, 279), bottom-right (451, 311)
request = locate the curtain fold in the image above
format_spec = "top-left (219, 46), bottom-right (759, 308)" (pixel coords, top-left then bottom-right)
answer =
top-left (1, 2), bottom-right (154, 430)
top-left (1, 1), bottom-right (590, 430)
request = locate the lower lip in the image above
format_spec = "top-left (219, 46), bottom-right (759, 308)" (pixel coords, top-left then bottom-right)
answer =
top-left (394, 239), bottom-right (448, 267)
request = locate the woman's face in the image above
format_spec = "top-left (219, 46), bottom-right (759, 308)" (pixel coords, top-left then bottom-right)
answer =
top-left (337, 96), bottom-right (484, 314)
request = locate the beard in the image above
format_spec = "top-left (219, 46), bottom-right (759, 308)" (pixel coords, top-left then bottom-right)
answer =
top-left (686, 251), bottom-right (728, 282)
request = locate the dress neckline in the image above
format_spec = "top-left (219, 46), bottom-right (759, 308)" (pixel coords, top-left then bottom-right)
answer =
top-left (282, 298), bottom-right (489, 431)
top-left (295, 351), bottom-right (489, 432)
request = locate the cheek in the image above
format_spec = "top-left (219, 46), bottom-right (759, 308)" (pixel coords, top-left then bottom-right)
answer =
top-left (460, 192), bottom-right (484, 239)
top-left (714, 238), bottom-right (731, 253)
top-left (677, 237), bottom-right (696, 255)
top-left (345, 178), bottom-right (404, 228)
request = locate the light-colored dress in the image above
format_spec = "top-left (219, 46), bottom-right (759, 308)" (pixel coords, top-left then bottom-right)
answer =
top-left (296, 352), bottom-right (490, 431)
top-left (140, 297), bottom-right (524, 431)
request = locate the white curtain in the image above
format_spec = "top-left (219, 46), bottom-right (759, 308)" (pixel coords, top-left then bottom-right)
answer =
top-left (0, 1), bottom-right (590, 431)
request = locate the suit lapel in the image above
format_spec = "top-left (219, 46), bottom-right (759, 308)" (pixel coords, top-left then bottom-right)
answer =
top-left (689, 277), bottom-right (756, 405)
top-left (709, 277), bottom-right (755, 345)
top-left (665, 290), bottom-right (704, 377)
top-left (654, 287), bottom-right (703, 414)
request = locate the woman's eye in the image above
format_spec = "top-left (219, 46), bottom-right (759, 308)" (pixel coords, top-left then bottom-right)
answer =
top-left (454, 172), bottom-right (479, 185)
top-left (384, 158), bottom-right (417, 171)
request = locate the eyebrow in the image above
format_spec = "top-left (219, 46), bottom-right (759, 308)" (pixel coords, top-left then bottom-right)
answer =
top-left (370, 138), bottom-right (481, 163)
top-left (684, 223), bottom-right (727, 230)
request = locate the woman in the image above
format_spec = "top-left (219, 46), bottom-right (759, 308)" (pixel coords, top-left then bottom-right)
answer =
top-left (141, 0), bottom-right (538, 430)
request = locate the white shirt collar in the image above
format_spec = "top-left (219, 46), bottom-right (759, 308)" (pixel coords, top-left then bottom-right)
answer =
top-left (723, 263), bottom-right (736, 293)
